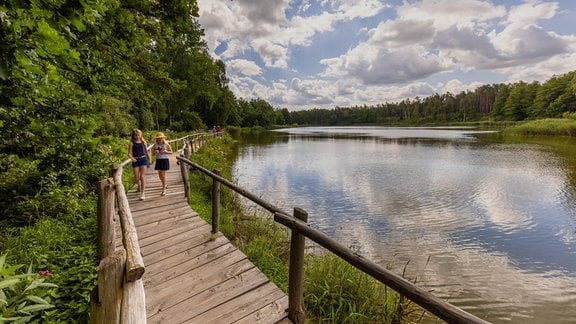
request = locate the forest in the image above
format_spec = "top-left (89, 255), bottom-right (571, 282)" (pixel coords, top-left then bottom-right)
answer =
top-left (290, 71), bottom-right (576, 126)
top-left (1, 0), bottom-right (576, 321)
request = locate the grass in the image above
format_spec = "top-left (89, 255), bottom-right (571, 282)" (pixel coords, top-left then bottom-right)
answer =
top-left (504, 118), bottom-right (576, 136)
top-left (305, 253), bottom-right (427, 324)
top-left (186, 133), bottom-right (426, 323)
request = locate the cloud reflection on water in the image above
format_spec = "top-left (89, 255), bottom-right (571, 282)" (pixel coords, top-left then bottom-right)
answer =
top-left (233, 126), bottom-right (576, 323)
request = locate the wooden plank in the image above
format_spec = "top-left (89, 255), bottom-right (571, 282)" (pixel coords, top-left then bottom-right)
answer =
top-left (147, 266), bottom-right (270, 324)
top-left (132, 205), bottom-right (193, 227)
top-left (133, 211), bottom-right (201, 241)
top-left (140, 222), bottom-right (212, 257)
top-left (143, 234), bottom-right (231, 278)
top-left (191, 280), bottom-right (288, 324)
top-left (128, 195), bottom-right (186, 213)
top-left (234, 294), bottom-right (289, 324)
top-left (137, 217), bottom-right (206, 248)
top-left (145, 254), bottom-right (255, 317)
top-left (142, 223), bottom-right (211, 255)
top-left (119, 154), bottom-right (291, 323)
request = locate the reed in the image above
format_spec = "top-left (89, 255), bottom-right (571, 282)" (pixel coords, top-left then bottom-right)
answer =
top-left (504, 118), bottom-right (576, 137)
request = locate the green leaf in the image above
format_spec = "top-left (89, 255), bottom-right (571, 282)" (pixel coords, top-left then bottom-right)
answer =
top-left (0, 316), bottom-right (26, 321)
top-left (25, 280), bottom-right (58, 291)
top-left (20, 303), bottom-right (55, 312)
top-left (26, 295), bottom-right (50, 305)
top-left (24, 279), bottom-right (43, 292)
top-left (0, 278), bottom-right (20, 290)
top-left (13, 315), bottom-right (34, 324)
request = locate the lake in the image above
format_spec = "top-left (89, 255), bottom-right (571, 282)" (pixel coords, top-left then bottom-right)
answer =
top-left (230, 126), bottom-right (576, 323)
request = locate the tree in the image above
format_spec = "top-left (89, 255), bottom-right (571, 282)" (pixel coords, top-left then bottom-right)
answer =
top-left (502, 81), bottom-right (539, 121)
top-left (529, 73), bottom-right (574, 118)
top-left (492, 84), bottom-right (510, 120)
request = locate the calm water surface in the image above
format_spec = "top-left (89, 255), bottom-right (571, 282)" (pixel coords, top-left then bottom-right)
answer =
top-left (231, 126), bottom-right (576, 323)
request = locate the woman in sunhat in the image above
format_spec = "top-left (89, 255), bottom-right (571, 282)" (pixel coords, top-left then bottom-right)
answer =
top-left (153, 132), bottom-right (173, 196)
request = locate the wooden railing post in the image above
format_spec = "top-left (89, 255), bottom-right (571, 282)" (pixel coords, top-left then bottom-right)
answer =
top-left (180, 153), bottom-right (190, 200)
top-left (97, 178), bottom-right (116, 260)
top-left (183, 142), bottom-right (191, 159)
top-left (288, 208), bottom-right (308, 324)
top-left (90, 249), bottom-right (126, 324)
top-left (211, 169), bottom-right (220, 234)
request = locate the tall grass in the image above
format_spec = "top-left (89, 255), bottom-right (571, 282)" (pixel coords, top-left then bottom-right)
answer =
top-left (504, 118), bottom-right (576, 136)
top-left (305, 252), bottom-right (427, 323)
top-left (187, 133), bottom-right (426, 323)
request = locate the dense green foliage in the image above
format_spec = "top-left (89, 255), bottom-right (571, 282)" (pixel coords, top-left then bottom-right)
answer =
top-left (290, 71), bottom-right (576, 126)
top-left (0, 0), bottom-right (238, 321)
top-left (0, 254), bottom-right (57, 323)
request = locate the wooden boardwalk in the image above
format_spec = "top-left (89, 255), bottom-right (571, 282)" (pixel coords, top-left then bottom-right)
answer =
top-left (124, 156), bottom-right (290, 323)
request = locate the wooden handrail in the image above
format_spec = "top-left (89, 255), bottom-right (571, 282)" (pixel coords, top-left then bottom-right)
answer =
top-left (176, 155), bottom-right (489, 324)
top-left (111, 165), bottom-right (145, 282)
top-left (91, 131), bottom-right (210, 324)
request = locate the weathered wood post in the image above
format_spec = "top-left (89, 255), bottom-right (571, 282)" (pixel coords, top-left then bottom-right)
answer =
top-left (288, 208), bottom-right (308, 324)
top-left (180, 154), bottom-right (190, 201)
top-left (91, 177), bottom-right (123, 323)
top-left (97, 177), bottom-right (116, 259)
top-left (113, 172), bottom-right (145, 282)
top-left (211, 169), bottom-right (221, 234)
top-left (91, 249), bottom-right (126, 324)
top-left (183, 140), bottom-right (191, 159)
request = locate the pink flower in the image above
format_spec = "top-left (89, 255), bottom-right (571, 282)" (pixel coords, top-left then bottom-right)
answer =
top-left (39, 269), bottom-right (52, 276)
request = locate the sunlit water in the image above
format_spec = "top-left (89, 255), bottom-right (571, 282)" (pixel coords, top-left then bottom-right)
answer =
top-left (231, 126), bottom-right (576, 323)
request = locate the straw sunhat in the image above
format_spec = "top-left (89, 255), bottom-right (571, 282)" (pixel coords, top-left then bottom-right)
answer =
top-left (155, 132), bottom-right (166, 139)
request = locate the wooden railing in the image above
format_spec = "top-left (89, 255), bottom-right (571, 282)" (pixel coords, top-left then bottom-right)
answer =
top-left (176, 144), bottom-right (490, 324)
top-left (90, 133), bottom-right (209, 323)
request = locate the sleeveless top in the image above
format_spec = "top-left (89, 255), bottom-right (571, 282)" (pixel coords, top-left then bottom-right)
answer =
top-left (154, 144), bottom-right (170, 159)
top-left (132, 141), bottom-right (147, 157)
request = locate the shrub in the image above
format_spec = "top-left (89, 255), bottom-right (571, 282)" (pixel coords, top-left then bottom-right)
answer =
top-left (0, 254), bottom-right (57, 323)
top-left (2, 216), bottom-right (97, 322)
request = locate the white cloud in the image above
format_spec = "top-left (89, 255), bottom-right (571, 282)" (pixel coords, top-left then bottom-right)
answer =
top-left (321, 44), bottom-right (447, 84)
top-left (251, 39), bottom-right (289, 68)
top-left (199, 0), bottom-right (576, 110)
top-left (369, 19), bottom-right (435, 48)
top-left (396, 0), bottom-right (507, 30)
top-left (228, 59), bottom-right (262, 76)
top-left (505, 51), bottom-right (576, 83)
top-left (506, 0), bottom-right (559, 26)
top-left (442, 79), bottom-right (484, 95)
top-left (335, 0), bottom-right (389, 20)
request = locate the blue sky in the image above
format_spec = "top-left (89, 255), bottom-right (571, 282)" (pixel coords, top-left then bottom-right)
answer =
top-left (198, 0), bottom-right (576, 111)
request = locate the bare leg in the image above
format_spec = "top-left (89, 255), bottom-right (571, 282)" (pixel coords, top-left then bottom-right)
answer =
top-left (133, 167), bottom-right (141, 192)
top-left (159, 170), bottom-right (167, 195)
top-left (139, 165), bottom-right (147, 200)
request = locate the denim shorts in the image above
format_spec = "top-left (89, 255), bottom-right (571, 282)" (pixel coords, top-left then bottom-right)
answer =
top-left (132, 156), bottom-right (148, 168)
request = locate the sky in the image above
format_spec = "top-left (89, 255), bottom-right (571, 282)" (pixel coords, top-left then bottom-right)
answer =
top-left (197, 0), bottom-right (576, 111)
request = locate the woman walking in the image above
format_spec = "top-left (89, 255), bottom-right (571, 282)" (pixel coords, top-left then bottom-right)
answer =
top-left (128, 129), bottom-right (150, 200)
top-left (153, 132), bottom-right (172, 196)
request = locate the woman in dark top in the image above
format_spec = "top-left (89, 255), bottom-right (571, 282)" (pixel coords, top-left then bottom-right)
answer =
top-left (128, 129), bottom-right (150, 200)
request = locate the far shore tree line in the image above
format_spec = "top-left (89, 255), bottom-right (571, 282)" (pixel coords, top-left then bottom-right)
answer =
top-left (288, 70), bottom-right (576, 126)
